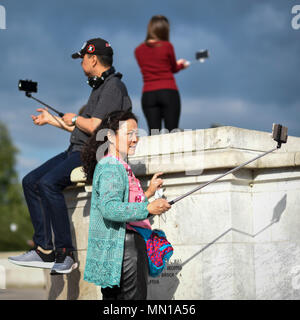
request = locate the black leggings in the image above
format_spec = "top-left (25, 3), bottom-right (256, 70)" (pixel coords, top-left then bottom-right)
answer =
top-left (142, 89), bottom-right (181, 135)
top-left (101, 230), bottom-right (149, 300)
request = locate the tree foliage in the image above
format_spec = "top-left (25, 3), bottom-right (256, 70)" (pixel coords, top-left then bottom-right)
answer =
top-left (0, 121), bottom-right (33, 251)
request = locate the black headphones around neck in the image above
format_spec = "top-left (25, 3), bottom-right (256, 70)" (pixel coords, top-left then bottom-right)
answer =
top-left (87, 67), bottom-right (120, 89)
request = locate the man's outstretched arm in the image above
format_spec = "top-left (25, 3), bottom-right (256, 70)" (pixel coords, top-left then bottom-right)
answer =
top-left (31, 108), bottom-right (75, 132)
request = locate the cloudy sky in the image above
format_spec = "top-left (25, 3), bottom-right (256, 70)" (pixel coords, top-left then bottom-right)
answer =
top-left (0, 0), bottom-right (299, 179)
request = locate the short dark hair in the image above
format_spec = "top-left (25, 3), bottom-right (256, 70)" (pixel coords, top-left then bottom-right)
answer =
top-left (87, 54), bottom-right (113, 67)
top-left (97, 54), bottom-right (113, 67)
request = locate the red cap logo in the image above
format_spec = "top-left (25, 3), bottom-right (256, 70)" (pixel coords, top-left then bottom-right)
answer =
top-left (87, 44), bottom-right (95, 53)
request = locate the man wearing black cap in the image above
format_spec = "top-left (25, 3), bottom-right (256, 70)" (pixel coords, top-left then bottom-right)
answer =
top-left (8, 38), bottom-right (132, 275)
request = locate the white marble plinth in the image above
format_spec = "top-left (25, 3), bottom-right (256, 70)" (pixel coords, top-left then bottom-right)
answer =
top-left (46, 126), bottom-right (300, 300)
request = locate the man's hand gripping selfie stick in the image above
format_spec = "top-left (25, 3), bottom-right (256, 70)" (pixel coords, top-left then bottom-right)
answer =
top-left (19, 80), bottom-right (65, 117)
top-left (168, 124), bottom-right (288, 206)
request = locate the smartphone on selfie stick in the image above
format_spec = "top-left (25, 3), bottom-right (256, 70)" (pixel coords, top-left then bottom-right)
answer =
top-left (18, 80), bottom-right (65, 117)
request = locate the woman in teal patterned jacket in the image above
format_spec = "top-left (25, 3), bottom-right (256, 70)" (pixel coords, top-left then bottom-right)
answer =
top-left (81, 110), bottom-right (171, 299)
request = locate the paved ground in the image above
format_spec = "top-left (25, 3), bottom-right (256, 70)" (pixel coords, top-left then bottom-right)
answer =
top-left (0, 288), bottom-right (47, 300)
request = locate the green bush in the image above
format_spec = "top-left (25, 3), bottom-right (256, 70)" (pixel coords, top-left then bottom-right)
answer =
top-left (0, 122), bottom-right (33, 251)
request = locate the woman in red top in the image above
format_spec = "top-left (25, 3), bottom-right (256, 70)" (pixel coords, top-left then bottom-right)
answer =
top-left (135, 15), bottom-right (189, 135)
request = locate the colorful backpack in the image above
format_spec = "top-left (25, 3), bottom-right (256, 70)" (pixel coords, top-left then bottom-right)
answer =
top-left (134, 226), bottom-right (173, 277)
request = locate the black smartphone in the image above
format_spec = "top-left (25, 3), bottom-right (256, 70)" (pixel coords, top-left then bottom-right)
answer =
top-left (272, 123), bottom-right (288, 144)
top-left (18, 80), bottom-right (38, 93)
top-left (196, 50), bottom-right (209, 60)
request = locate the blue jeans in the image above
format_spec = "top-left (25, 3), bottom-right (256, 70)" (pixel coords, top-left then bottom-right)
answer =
top-left (22, 149), bottom-right (82, 250)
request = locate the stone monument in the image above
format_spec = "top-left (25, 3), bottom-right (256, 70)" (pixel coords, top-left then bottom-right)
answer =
top-left (45, 126), bottom-right (300, 300)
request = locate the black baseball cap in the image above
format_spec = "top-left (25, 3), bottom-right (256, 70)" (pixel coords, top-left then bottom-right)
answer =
top-left (71, 38), bottom-right (113, 59)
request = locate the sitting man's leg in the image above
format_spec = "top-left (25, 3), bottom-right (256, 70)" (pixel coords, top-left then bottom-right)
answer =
top-left (8, 150), bottom-right (82, 273)
top-left (8, 151), bottom-right (70, 268)
top-left (37, 150), bottom-right (82, 274)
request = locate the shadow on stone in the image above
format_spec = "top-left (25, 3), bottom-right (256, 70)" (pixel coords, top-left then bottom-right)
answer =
top-left (177, 194), bottom-right (287, 271)
top-left (272, 194), bottom-right (287, 223)
top-left (67, 267), bottom-right (81, 300)
top-left (147, 260), bottom-right (180, 300)
top-left (149, 193), bottom-right (288, 299)
top-left (48, 274), bottom-right (64, 300)
top-left (47, 267), bottom-right (81, 300)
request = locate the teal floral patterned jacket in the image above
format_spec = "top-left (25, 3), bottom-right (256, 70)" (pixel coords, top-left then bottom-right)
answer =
top-left (83, 156), bottom-right (149, 288)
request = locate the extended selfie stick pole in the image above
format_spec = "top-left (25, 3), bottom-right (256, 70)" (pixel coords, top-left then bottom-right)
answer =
top-left (168, 124), bottom-right (288, 206)
top-left (168, 146), bottom-right (277, 205)
top-left (25, 92), bottom-right (65, 117)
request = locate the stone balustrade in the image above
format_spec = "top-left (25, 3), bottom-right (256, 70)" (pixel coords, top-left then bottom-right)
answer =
top-left (45, 126), bottom-right (300, 300)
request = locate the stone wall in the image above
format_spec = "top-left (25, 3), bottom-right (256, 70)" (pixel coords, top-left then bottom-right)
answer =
top-left (46, 126), bottom-right (300, 300)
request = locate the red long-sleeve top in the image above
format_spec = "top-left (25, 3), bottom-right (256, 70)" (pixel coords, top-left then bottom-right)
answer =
top-left (134, 41), bottom-right (184, 93)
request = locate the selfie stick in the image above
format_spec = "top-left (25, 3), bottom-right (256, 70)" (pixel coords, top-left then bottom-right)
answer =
top-left (25, 92), bottom-right (65, 118)
top-left (168, 124), bottom-right (288, 206)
